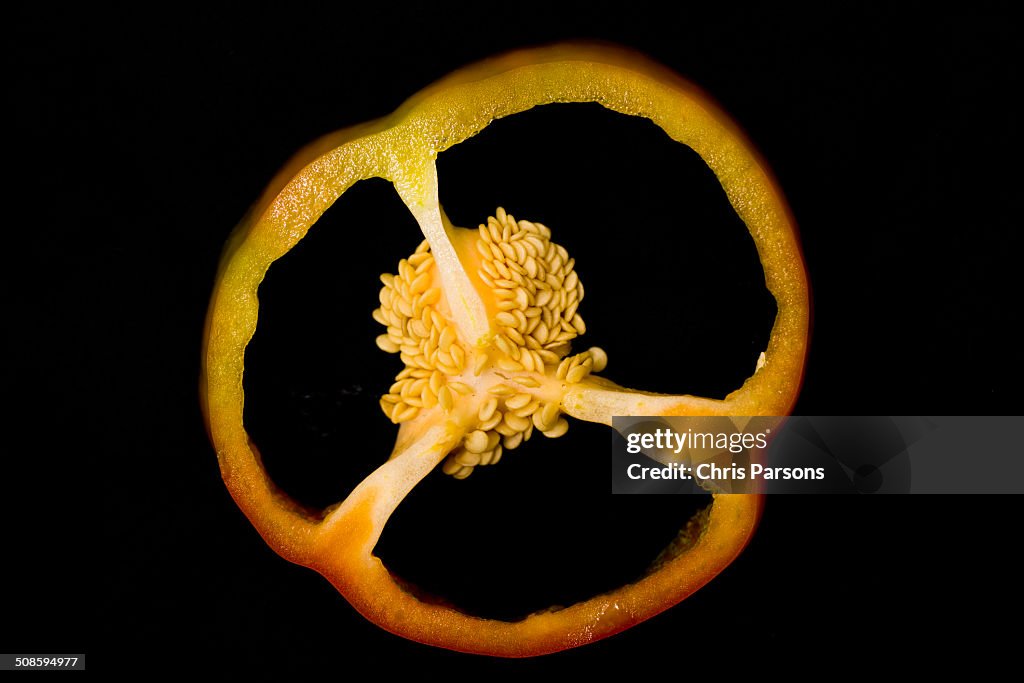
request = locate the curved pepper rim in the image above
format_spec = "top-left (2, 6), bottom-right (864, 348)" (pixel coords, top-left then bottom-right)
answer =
top-left (201, 42), bottom-right (809, 657)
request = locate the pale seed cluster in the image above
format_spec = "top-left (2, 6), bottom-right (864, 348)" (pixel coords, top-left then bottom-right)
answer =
top-left (373, 240), bottom-right (469, 423)
top-left (475, 207), bottom-right (586, 370)
top-left (373, 209), bottom-right (608, 479)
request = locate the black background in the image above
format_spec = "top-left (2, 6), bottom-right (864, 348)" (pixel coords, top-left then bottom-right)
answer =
top-left (10, 2), bottom-right (1021, 674)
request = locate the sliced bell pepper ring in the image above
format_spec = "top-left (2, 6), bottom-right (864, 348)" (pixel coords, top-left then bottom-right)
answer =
top-left (201, 43), bottom-right (809, 656)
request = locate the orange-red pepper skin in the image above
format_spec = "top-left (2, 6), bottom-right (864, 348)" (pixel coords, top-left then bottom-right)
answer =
top-left (202, 43), bottom-right (808, 657)
top-left (310, 494), bottom-right (762, 656)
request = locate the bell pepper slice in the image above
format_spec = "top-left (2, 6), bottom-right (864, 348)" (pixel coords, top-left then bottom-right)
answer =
top-left (201, 43), bottom-right (809, 656)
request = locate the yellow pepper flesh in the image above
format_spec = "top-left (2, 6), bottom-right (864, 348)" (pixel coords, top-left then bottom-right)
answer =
top-left (202, 43), bottom-right (809, 656)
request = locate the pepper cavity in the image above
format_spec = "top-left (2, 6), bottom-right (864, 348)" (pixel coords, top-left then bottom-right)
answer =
top-left (373, 208), bottom-right (608, 478)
